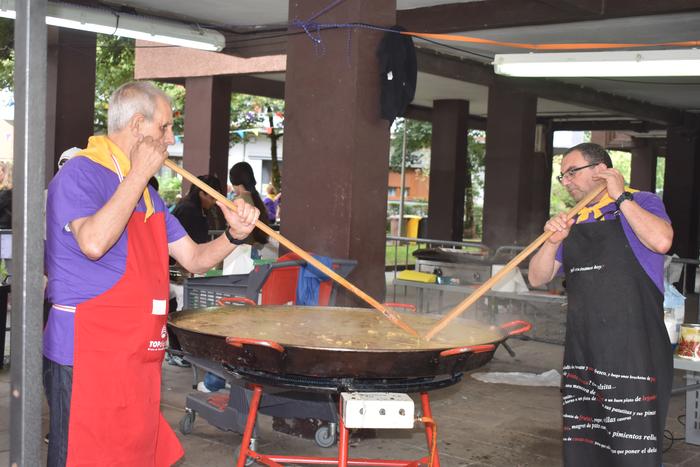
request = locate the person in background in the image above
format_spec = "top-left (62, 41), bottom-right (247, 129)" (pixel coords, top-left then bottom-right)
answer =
top-left (263, 184), bottom-right (280, 224)
top-left (44, 81), bottom-right (259, 466)
top-left (229, 162), bottom-right (269, 259)
top-left (0, 161), bottom-right (13, 229)
top-left (171, 175), bottom-right (221, 244)
top-left (528, 142), bottom-right (673, 467)
top-left (167, 174), bottom-right (222, 368)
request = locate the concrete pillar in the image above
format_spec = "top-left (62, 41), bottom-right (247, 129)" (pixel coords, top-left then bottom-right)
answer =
top-left (426, 99), bottom-right (469, 242)
top-left (530, 122), bottom-right (554, 235)
top-left (45, 27), bottom-right (96, 186)
top-left (482, 81), bottom-right (538, 249)
top-left (282, 0), bottom-right (396, 303)
top-left (664, 126), bottom-right (700, 283)
top-left (630, 137), bottom-right (657, 192)
top-left (182, 76), bottom-right (231, 192)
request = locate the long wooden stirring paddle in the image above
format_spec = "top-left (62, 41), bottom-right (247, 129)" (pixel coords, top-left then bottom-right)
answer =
top-left (164, 159), bottom-right (420, 338)
top-left (424, 184), bottom-right (607, 341)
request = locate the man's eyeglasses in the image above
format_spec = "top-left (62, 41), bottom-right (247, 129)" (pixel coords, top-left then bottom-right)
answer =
top-left (557, 163), bottom-right (598, 184)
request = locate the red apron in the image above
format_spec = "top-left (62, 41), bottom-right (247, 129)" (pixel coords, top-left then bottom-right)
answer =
top-left (67, 211), bottom-right (184, 466)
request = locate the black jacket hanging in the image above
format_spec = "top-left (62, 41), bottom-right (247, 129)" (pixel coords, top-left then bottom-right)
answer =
top-left (377, 26), bottom-right (417, 122)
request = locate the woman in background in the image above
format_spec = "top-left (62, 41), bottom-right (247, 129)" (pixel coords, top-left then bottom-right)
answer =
top-left (229, 162), bottom-right (269, 258)
top-left (0, 161), bottom-right (12, 229)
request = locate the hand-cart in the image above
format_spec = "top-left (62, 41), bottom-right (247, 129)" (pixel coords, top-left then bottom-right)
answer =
top-left (175, 255), bottom-right (357, 450)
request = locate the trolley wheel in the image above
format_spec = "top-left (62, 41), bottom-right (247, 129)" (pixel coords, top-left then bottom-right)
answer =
top-left (234, 445), bottom-right (255, 466)
top-left (314, 424), bottom-right (337, 448)
top-left (179, 410), bottom-right (196, 435)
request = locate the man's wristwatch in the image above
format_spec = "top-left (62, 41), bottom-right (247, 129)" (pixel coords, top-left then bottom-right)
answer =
top-left (224, 228), bottom-right (246, 245)
top-left (615, 191), bottom-right (634, 210)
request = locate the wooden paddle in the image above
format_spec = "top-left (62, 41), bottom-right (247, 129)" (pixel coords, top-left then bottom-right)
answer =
top-left (424, 184), bottom-right (607, 341)
top-left (164, 159), bottom-right (420, 338)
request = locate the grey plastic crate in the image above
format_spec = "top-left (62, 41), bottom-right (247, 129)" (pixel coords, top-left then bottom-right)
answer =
top-left (183, 258), bottom-right (357, 309)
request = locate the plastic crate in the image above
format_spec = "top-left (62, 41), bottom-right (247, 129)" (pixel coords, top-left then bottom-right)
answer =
top-left (183, 256), bottom-right (357, 309)
top-left (260, 254), bottom-right (357, 306)
top-left (183, 263), bottom-right (273, 309)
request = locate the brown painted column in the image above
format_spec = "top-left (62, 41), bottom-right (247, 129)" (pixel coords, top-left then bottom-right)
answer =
top-left (530, 122), bottom-right (554, 237)
top-left (426, 100), bottom-right (469, 242)
top-left (630, 137), bottom-right (656, 192)
top-left (664, 125), bottom-right (700, 292)
top-left (45, 27), bottom-right (96, 186)
top-left (282, 0), bottom-right (396, 304)
top-left (482, 80), bottom-right (538, 249)
top-left (182, 76), bottom-right (231, 191)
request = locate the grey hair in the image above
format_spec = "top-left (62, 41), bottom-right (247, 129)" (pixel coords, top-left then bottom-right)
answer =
top-left (564, 142), bottom-right (613, 168)
top-left (107, 81), bottom-right (171, 134)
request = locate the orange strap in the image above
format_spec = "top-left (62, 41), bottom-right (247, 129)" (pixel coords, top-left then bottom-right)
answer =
top-left (401, 31), bottom-right (700, 51)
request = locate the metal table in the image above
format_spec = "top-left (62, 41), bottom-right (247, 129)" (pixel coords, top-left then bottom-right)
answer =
top-left (393, 278), bottom-right (566, 314)
top-left (672, 356), bottom-right (700, 446)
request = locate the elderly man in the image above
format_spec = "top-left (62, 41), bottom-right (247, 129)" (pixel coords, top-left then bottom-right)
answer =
top-left (43, 81), bottom-right (259, 466)
top-left (528, 143), bottom-right (673, 467)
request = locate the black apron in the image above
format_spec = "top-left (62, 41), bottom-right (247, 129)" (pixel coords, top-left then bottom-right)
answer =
top-left (562, 216), bottom-right (672, 467)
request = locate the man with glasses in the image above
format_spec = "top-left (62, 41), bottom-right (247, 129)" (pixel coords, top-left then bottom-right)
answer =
top-left (528, 142), bottom-right (673, 467)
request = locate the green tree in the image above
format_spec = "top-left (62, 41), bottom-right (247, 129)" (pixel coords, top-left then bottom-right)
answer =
top-left (465, 130), bottom-right (486, 238)
top-left (230, 94), bottom-right (284, 190)
top-left (389, 119), bottom-right (431, 171)
top-left (389, 119), bottom-right (486, 239)
top-left (94, 35), bottom-right (135, 132)
top-left (0, 19), bottom-right (13, 90)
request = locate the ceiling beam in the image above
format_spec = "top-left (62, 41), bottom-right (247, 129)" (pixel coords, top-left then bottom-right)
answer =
top-left (405, 104), bottom-right (487, 129)
top-left (397, 0), bottom-right (700, 34)
top-left (550, 120), bottom-right (666, 131)
top-left (530, 0), bottom-right (605, 15)
top-left (229, 75), bottom-right (285, 99)
top-left (415, 49), bottom-right (685, 125)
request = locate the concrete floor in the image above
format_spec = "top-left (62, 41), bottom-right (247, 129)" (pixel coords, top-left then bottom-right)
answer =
top-left (2, 282), bottom-right (700, 466)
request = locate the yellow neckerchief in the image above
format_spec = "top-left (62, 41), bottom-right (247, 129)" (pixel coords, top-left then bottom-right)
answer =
top-left (76, 135), bottom-right (154, 221)
top-left (576, 187), bottom-right (639, 223)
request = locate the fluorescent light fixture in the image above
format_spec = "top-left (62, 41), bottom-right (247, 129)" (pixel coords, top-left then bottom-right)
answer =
top-left (0, 0), bottom-right (225, 51)
top-left (493, 49), bottom-right (700, 77)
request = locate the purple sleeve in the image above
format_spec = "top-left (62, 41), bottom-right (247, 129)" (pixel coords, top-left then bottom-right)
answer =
top-left (164, 208), bottom-right (187, 243)
top-left (632, 191), bottom-right (670, 223)
top-left (49, 158), bottom-right (112, 229)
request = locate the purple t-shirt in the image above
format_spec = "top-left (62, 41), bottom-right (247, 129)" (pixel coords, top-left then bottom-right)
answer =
top-left (44, 157), bottom-right (187, 365)
top-left (555, 191), bottom-right (670, 293)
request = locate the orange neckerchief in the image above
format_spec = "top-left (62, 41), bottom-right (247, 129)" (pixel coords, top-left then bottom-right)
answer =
top-left (76, 135), bottom-right (154, 221)
top-left (576, 188), bottom-right (638, 223)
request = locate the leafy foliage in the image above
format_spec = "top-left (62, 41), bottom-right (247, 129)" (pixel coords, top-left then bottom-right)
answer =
top-left (0, 19), bottom-right (14, 90)
top-left (94, 35), bottom-right (135, 132)
top-left (157, 175), bottom-right (182, 206)
top-left (229, 94), bottom-right (285, 189)
top-left (389, 119), bottom-right (431, 171)
top-left (389, 119), bottom-right (487, 238)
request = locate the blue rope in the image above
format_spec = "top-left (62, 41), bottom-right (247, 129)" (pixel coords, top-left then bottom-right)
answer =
top-left (289, 20), bottom-right (399, 58)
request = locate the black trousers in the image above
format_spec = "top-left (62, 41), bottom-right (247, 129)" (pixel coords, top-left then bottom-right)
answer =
top-left (43, 356), bottom-right (73, 467)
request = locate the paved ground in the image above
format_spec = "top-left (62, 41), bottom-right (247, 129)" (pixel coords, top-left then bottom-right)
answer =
top-left (2, 281), bottom-right (700, 466)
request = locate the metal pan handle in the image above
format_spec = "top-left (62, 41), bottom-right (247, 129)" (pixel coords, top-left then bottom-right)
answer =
top-left (499, 320), bottom-right (532, 336)
top-left (383, 302), bottom-right (417, 313)
top-left (225, 337), bottom-right (285, 353)
top-left (440, 344), bottom-right (496, 357)
top-left (217, 296), bottom-right (257, 307)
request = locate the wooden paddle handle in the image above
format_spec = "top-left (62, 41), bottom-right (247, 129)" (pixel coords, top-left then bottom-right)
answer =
top-left (164, 159), bottom-right (420, 338)
top-left (424, 184), bottom-right (606, 341)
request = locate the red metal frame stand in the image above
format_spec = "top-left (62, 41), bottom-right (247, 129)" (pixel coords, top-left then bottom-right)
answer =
top-left (235, 384), bottom-right (440, 466)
